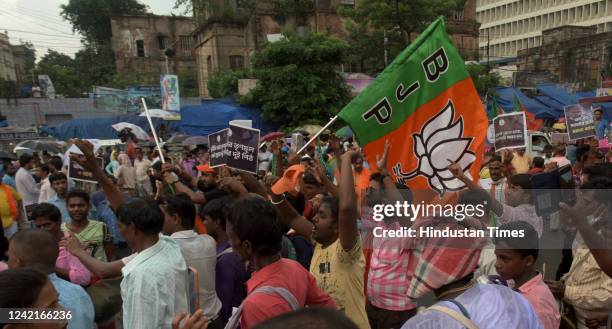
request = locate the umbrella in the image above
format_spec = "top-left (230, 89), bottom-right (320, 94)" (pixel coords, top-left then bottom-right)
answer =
top-left (139, 109), bottom-right (174, 119)
top-left (335, 126), bottom-right (353, 138)
top-left (182, 136), bottom-right (209, 146)
top-left (165, 133), bottom-right (189, 144)
top-left (15, 140), bottom-right (64, 154)
top-left (261, 132), bottom-right (284, 142)
top-left (295, 124), bottom-right (323, 136)
top-left (0, 150), bottom-right (16, 160)
top-left (112, 122), bottom-right (150, 141)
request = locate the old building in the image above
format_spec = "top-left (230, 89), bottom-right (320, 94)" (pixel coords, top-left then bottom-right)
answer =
top-left (193, 0), bottom-right (480, 98)
top-left (0, 33), bottom-right (16, 82)
top-left (477, 0), bottom-right (612, 60)
top-left (110, 15), bottom-right (197, 78)
top-left (516, 25), bottom-right (612, 88)
top-left (11, 44), bottom-right (35, 87)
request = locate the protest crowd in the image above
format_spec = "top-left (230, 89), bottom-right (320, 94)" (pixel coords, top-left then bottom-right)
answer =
top-left (0, 18), bottom-right (611, 329)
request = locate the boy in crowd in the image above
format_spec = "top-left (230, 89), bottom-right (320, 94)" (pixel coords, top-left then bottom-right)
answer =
top-left (225, 195), bottom-right (336, 329)
top-left (48, 172), bottom-right (70, 223)
top-left (8, 229), bottom-right (95, 329)
top-left (61, 190), bottom-right (113, 262)
top-left (201, 196), bottom-right (248, 326)
top-left (31, 203), bottom-right (91, 286)
top-left (494, 221), bottom-right (560, 329)
top-left (161, 193), bottom-right (223, 329)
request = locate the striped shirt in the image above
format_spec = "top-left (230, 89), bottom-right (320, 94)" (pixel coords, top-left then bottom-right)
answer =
top-left (367, 221), bottom-right (416, 311)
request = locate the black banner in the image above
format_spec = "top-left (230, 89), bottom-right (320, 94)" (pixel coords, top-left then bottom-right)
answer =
top-left (564, 104), bottom-right (596, 140)
top-left (493, 112), bottom-right (527, 151)
top-left (208, 129), bottom-right (229, 168)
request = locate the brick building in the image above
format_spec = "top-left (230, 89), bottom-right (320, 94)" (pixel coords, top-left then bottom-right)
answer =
top-left (193, 0), bottom-right (480, 98)
top-left (516, 26), bottom-right (612, 88)
top-left (110, 15), bottom-right (197, 78)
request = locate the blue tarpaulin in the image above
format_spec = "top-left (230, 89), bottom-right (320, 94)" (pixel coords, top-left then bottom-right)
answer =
top-left (40, 98), bottom-right (276, 140)
top-left (488, 87), bottom-right (558, 119)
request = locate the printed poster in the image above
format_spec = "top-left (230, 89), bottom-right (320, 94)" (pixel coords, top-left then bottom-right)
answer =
top-left (493, 112), bottom-right (527, 151)
top-left (160, 75), bottom-right (181, 120)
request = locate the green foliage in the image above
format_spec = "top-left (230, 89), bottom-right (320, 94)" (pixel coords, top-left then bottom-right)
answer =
top-left (34, 50), bottom-right (83, 97)
top-left (178, 0), bottom-right (256, 27)
top-left (466, 64), bottom-right (502, 95)
top-left (339, 0), bottom-right (464, 74)
top-left (74, 42), bottom-right (116, 88)
top-left (19, 42), bottom-right (36, 78)
top-left (272, 0), bottom-right (314, 26)
top-left (61, 0), bottom-right (148, 43)
top-left (208, 70), bottom-right (246, 98)
top-left (245, 33), bottom-right (351, 130)
top-left (107, 72), bottom-right (158, 89)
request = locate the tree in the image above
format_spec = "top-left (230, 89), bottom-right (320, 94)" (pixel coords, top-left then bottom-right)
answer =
top-left (339, 0), bottom-right (465, 74)
top-left (207, 70), bottom-right (246, 98)
top-left (35, 50), bottom-right (82, 97)
top-left (244, 33), bottom-right (350, 130)
top-left (61, 0), bottom-right (148, 44)
top-left (466, 64), bottom-right (502, 95)
top-left (74, 42), bottom-right (116, 91)
top-left (272, 0), bottom-right (314, 27)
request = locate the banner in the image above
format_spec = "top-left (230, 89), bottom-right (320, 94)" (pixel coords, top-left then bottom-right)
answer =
top-left (93, 86), bottom-right (128, 112)
top-left (69, 157), bottom-right (104, 183)
top-left (37, 75), bottom-right (55, 99)
top-left (550, 133), bottom-right (570, 145)
top-left (208, 129), bottom-right (229, 168)
top-left (207, 125), bottom-right (260, 174)
top-left (493, 112), bottom-right (527, 151)
top-left (127, 86), bottom-right (162, 113)
top-left (564, 104), bottom-right (596, 140)
top-left (160, 75), bottom-right (181, 120)
top-left (337, 17), bottom-right (487, 196)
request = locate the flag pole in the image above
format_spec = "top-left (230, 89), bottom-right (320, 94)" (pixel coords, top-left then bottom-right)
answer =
top-left (297, 116), bottom-right (338, 154)
top-left (141, 98), bottom-right (165, 164)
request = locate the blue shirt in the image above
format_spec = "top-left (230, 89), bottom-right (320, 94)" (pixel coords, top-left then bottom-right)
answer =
top-left (2, 175), bottom-right (16, 189)
top-left (48, 195), bottom-right (70, 224)
top-left (596, 119), bottom-right (610, 139)
top-left (48, 273), bottom-right (95, 329)
top-left (93, 199), bottom-right (124, 244)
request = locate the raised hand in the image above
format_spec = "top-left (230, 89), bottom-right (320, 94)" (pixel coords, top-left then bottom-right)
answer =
top-left (69, 139), bottom-right (99, 172)
top-left (375, 140), bottom-right (391, 173)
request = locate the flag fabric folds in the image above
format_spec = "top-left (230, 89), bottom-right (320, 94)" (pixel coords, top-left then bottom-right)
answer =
top-left (338, 17), bottom-right (488, 196)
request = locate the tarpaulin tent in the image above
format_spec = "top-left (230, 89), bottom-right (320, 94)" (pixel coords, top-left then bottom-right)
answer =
top-left (536, 84), bottom-right (612, 121)
top-left (40, 98), bottom-right (276, 140)
top-left (488, 87), bottom-right (558, 119)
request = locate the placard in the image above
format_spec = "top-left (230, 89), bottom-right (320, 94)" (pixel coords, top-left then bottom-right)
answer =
top-left (207, 125), bottom-right (260, 174)
top-left (208, 129), bottom-right (229, 168)
top-left (564, 104), bottom-right (596, 140)
top-left (69, 157), bottom-right (104, 183)
top-left (550, 133), bottom-right (570, 145)
top-left (227, 124), bottom-right (260, 174)
top-left (493, 112), bottom-right (527, 151)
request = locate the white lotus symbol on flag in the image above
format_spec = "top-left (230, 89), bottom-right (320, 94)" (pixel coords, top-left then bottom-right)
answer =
top-left (393, 100), bottom-right (476, 195)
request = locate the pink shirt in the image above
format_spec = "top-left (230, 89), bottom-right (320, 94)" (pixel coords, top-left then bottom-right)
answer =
top-left (550, 156), bottom-right (571, 168)
top-left (56, 247), bottom-right (92, 286)
top-left (518, 274), bottom-right (560, 329)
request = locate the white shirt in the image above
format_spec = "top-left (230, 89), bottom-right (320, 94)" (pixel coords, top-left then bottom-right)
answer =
top-left (38, 177), bottom-right (55, 203)
top-left (258, 151), bottom-right (273, 172)
top-left (170, 230), bottom-right (222, 320)
top-left (134, 159), bottom-right (152, 182)
top-left (15, 167), bottom-right (40, 206)
top-left (120, 236), bottom-right (189, 329)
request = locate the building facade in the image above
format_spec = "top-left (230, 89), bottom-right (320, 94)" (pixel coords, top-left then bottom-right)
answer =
top-left (193, 0), bottom-right (480, 98)
top-left (11, 44), bottom-right (34, 87)
top-left (110, 15), bottom-right (197, 78)
top-left (0, 33), bottom-right (16, 82)
top-left (516, 25), bottom-right (612, 88)
top-left (477, 0), bottom-right (612, 60)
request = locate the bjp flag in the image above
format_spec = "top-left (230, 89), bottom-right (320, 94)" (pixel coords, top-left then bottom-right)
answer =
top-left (513, 95), bottom-right (544, 131)
top-left (338, 17), bottom-right (487, 197)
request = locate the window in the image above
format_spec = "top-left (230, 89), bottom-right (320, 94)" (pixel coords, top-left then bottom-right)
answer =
top-left (157, 35), bottom-right (168, 50)
top-left (179, 35), bottom-right (192, 57)
top-left (136, 40), bottom-right (145, 57)
top-left (229, 55), bottom-right (244, 70)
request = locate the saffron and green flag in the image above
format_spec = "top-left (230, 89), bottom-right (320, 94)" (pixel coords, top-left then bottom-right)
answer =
top-left (338, 17), bottom-right (488, 196)
top-left (514, 95), bottom-right (544, 131)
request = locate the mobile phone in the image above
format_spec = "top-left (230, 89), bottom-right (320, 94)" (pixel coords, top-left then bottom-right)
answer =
top-left (557, 164), bottom-right (576, 206)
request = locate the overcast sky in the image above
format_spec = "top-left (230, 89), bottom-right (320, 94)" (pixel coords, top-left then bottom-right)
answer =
top-left (1, 0), bottom-right (187, 59)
